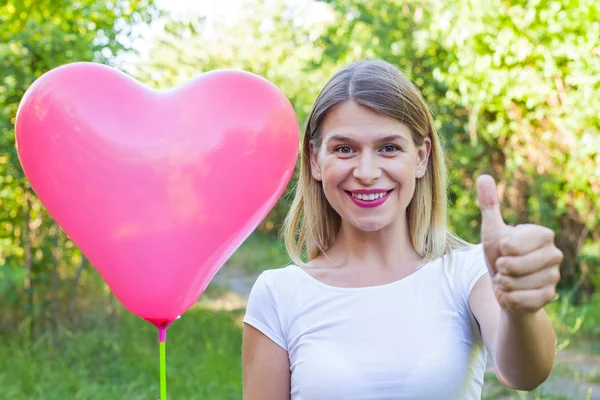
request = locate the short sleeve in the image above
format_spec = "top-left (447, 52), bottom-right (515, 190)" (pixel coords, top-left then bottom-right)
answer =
top-left (462, 244), bottom-right (489, 298)
top-left (242, 271), bottom-right (287, 350)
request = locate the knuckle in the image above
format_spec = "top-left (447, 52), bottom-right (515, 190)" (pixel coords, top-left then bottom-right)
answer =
top-left (496, 257), bottom-right (507, 273)
top-left (495, 273), bottom-right (511, 290)
top-left (494, 286), bottom-right (505, 301)
top-left (504, 293), bottom-right (519, 308)
top-left (503, 259), bottom-right (517, 275)
top-left (543, 287), bottom-right (556, 303)
top-left (553, 248), bottom-right (564, 263)
top-left (499, 238), bottom-right (512, 254)
top-left (551, 268), bottom-right (561, 285)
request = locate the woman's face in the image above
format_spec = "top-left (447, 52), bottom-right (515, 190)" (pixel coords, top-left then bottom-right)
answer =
top-left (311, 101), bottom-right (431, 232)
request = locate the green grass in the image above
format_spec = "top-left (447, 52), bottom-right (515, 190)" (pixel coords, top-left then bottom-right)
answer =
top-left (587, 373), bottom-right (600, 385)
top-left (2, 300), bottom-right (599, 400)
top-left (0, 307), bottom-right (244, 400)
top-left (546, 291), bottom-right (600, 355)
top-left (2, 244), bottom-right (599, 400)
top-left (549, 363), bottom-right (600, 386)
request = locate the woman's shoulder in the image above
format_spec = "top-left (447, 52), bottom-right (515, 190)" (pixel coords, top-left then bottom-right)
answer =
top-left (257, 263), bottom-right (299, 279)
top-left (445, 242), bottom-right (484, 261)
top-left (441, 242), bottom-right (488, 295)
top-left (250, 263), bottom-right (302, 294)
top-left (437, 242), bottom-right (486, 280)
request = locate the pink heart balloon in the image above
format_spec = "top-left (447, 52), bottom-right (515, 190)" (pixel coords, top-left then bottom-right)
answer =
top-left (15, 62), bottom-right (298, 324)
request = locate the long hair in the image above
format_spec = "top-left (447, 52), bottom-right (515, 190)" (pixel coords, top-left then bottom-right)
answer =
top-left (282, 59), bottom-right (468, 265)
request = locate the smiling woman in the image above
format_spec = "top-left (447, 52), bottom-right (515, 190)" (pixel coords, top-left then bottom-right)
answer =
top-left (309, 101), bottom-right (432, 234)
top-left (284, 60), bottom-right (455, 266)
top-left (241, 59), bottom-right (562, 400)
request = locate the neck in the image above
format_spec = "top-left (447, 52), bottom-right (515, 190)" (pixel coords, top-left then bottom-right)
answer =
top-left (325, 217), bottom-right (422, 270)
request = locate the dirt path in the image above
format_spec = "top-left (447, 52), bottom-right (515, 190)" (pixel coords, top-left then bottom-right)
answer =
top-left (208, 267), bottom-right (600, 399)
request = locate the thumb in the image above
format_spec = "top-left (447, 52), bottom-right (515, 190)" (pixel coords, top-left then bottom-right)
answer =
top-left (476, 174), bottom-right (506, 236)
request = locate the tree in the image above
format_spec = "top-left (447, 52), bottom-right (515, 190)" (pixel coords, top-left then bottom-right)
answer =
top-left (132, 0), bottom-right (340, 234)
top-left (433, 0), bottom-right (600, 296)
top-left (0, 0), bottom-right (159, 334)
top-left (133, 0), bottom-right (599, 294)
top-left (299, 0), bottom-right (599, 294)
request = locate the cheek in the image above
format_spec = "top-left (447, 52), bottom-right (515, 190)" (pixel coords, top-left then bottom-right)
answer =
top-left (320, 159), bottom-right (347, 182)
top-left (321, 175), bottom-right (344, 200)
top-left (390, 160), bottom-right (417, 180)
top-left (320, 164), bottom-right (349, 208)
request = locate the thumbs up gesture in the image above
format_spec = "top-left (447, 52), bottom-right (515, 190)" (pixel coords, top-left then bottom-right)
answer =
top-left (476, 175), bottom-right (563, 315)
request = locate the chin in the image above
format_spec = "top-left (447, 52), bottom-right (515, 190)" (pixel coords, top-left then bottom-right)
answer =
top-left (349, 217), bottom-right (391, 232)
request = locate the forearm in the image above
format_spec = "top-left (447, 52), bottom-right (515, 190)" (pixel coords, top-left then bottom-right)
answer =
top-left (494, 308), bottom-right (556, 391)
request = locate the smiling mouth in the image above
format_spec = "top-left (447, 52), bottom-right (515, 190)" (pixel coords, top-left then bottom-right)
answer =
top-left (346, 189), bottom-right (393, 202)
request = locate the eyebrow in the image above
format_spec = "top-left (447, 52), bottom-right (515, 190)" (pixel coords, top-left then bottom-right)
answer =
top-left (325, 134), bottom-right (409, 145)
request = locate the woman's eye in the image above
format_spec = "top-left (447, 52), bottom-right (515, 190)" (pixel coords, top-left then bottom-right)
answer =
top-left (382, 144), bottom-right (401, 153)
top-left (334, 145), bottom-right (354, 154)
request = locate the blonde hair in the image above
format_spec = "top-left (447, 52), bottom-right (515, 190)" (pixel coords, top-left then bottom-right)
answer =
top-left (282, 59), bottom-right (468, 265)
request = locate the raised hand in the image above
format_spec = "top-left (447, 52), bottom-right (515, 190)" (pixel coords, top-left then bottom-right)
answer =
top-left (476, 175), bottom-right (563, 314)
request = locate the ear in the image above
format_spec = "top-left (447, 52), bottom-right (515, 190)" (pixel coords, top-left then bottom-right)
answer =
top-left (309, 142), bottom-right (322, 181)
top-left (416, 137), bottom-right (432, 178)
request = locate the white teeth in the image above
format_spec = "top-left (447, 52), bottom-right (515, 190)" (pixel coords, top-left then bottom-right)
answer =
top-left (351, 192), bottom-right (387, 201)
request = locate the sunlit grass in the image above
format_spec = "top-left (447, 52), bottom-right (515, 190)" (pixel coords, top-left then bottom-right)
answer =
top-left (2, 296), bottom-right (599, 400)
top-left (2, 234), bottom-right (598, 400)
top-left (0, 307), bottom-right (244, 400)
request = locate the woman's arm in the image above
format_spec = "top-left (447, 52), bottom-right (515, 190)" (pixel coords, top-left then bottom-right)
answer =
top-left (469, 274), bottom-right (556, 391)
top-left (472, 175), bottom-right (561, 390)
top-left (242, 323), bottom-right (291, 400)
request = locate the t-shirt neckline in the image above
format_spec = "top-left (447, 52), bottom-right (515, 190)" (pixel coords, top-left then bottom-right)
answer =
top-left (288, 259), bottom-right (435, 292)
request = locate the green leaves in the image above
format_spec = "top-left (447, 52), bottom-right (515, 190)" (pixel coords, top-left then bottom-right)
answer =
top-left (1, 0), bottom-right (598, 330)
top-left (134, 0), bottom-right (598, 291)
top-left (0, 0), bottom-right (158, 332)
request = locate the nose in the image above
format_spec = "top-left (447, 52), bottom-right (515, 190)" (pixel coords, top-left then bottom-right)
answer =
top-left (353, 152), bottom-right (381, 184)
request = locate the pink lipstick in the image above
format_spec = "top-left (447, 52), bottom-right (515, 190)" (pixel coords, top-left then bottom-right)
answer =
top-left (346, 189), bottom-right (393, 208)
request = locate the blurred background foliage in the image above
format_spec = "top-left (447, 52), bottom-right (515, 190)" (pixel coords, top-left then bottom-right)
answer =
top-left (1, 0), bottom-right (598, 398)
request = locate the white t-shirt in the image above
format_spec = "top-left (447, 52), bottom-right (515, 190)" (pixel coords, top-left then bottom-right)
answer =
top-left (243, 244), bottom-right (490, 400)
